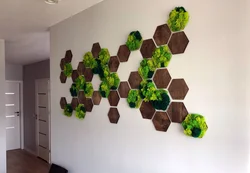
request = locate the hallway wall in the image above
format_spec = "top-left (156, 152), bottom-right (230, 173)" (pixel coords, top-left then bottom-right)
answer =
top-left (5, 62), bottom-right (23, 81)
top-left (23, 59), bottom-right (50, 153)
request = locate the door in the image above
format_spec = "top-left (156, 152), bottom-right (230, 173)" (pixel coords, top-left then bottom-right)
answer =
top-left (35, 79), bottom-right (50, 162)
top-left (5, 81), bottom-right (21, 150)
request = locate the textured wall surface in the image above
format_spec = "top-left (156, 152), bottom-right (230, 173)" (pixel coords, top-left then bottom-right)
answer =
top-left (5, 62), bottom-right (23, 81)
top-left (23, 59), bottom-right (50, 153)
top-left (50, 0), bottom-right (249, 172)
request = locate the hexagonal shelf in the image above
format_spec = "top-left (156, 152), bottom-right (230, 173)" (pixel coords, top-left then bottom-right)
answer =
top-left (117, 45), bottom-right (131, 62)
top-left (168, 32), bottom-right (189, 54)
top-left (108, 56), bottom-right (120, 72)
top-left (71, 70), bottom-right (79, 83)
top-left (128, 71), bottom-right (142, 89)
top-left (64, 50), bottom-right (73, 63)
top-left (168, 79), bottom-right (189, 100)
top-left (84, 68), bottom-right (94, 82)
top-left (140, 101), bottom-right (156, 119)
top-left (85, 98), bottom-right (94, 112)
top-left (153, 69), bottom-right (172, 89)
top-left (118, 81), bottom-right (130, 98)
top-left (78, 91), bottom-right (86, 104)
top-left (60, 97), bottom-right (67, 109)
top-left (108, 91), bottom-right (120, 106)
top-left (77, 62), bottom-right (86, 75)
top-left (167, 102), bottom-right (188, 123)
top-left (91, 42), bottom-right (101, 58)
top-left (108, 107), bottom-right (120, 124)
top-left (60, 72), bottom-right (67, 83)
top-left (60, 58), bottom-right (66, 71)
top-left (140, 39), bottom-right (156, 59)
top-left (152, 112), bottom-right (171, 132)
top-left (71, 98), bottom-right (79, 110)
top-left (153, 24), bottom-right (171, 46)
top-left (92, 91), bottom-right (102, 105)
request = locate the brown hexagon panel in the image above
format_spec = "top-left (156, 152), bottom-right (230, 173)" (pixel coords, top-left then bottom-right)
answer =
top-left (108, 91), bottom-right (120, 106)
top-left (91, 42), bottom-right (101, 58)
top-left (64, 50), bottom-right (73, 63)
top-left (108, 107), bottom-right (120, 124)
top-left (71, 98), bottom-right (79, 110)
top-left (108, 56), bottom-right (120, 72)
top-left (71, 70), bottom-right (79, 83)
top-left (118, 81), bottom-right (130, 98)
top-left (140, 39), bottom-right (156, 59)
top-left (60, 58), bottom-right (66, 71)
top-left (152, 112), bottom-right (171, 132)
top-left (167, 102), bottom-right (188, 123)
top-left (153, 69), bottom-right (172, 89)
top-left (78, 91), bottom-right (86, 104)
top-left (153, 24), bottom-right (172, 46)
top-left (117, 45), bottom-right (131, 62)
top-left (60, 72), bottom-right (67, 83)
top-left (77, 62), bottom-right (86, 75)
top-left (92, 91), bottom-right (102, 105)
top-left (140, 101), bottom-right (156, 119)
top-left (85, 98), bottom-right (94, 112)
top-left (84, 68), bottom-right (94, 82)
top-left (168, 79), bottom-right (189, 100)
top-left (60, 97), bottom-right (67, 109)
top-left (168, 32), bottom-right (189, 54)
top-left (128, 71), bottom-right (142, 89)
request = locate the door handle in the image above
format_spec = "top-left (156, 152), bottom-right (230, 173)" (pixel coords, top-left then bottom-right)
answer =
top-left (15, 112), bottom-right (20, 116)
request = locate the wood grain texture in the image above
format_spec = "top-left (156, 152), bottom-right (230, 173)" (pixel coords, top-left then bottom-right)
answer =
top-left (153, 68), bottom-right (172, 88)
top-left (7, 149), bottom-right (50, 173)
top-left (118, 81), bottom-right (130, 98)
top-left (128, 71), bottom-right (142, 89)
top-left (140, 39), bottom-right (156, 58)
top-left (153, 24), bottom-right (172, 46)
top-left (108, 107), bottom-right (120, 124)
top-left (167, 102), bottom-right (188, 123)
top-left (152, 112), bottom-right (171, 132)
top-left (117, 45), bottom-right (131, 62)
top-left (168, 79), bottom-right (189, 100)
top-left (108, 56), bottom-right (120, 72)
top-left (92, 91), bottom-right (102, 105)
top-left (168, 32), bottom-right (189, 54)
top-left (91, 42), bottom-right (101, 58)
top-left (108, 91), bottom-right (120, 106)
top-left (140, 101), bottom-right (156, 119)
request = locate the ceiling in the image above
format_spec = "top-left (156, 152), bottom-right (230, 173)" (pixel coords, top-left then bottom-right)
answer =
top-left (1, 0), bottom-right (103, 65)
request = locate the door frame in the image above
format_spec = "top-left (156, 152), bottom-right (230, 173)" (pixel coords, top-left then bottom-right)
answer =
top-left (5, 80), bottom-right (24, 150)
top-left (35, 78), bottom-right (51, 163)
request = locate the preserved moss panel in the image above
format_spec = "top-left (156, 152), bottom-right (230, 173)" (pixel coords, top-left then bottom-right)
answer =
top-left (153, 69), bottom-right (172, 89)
top-left (108, 91), bottom-right (120, 106)
top-left (167, 7), bottom-right (189, 32)
top-left (153, 24), bottom-right (171, 46)
top-left (126, 31), bottom-right (143, 51)
top-left (92, 91), bottom-right (102, 105)
top-left (168, 79), bottom-right (189, 100)
top-left (168, 31), bottom-right (189, 54)
top-left (91, 42), bottom-right (101, 58)
top-left (140, 101), bottom-right (156, 119)
top-left (117, 45), bottom-right (131, 62)
top-left (118, 81), bottom-right (131, 98)
top-left (152, 112), bottom-right (171, 132)
top-left (140, 39), bottom-right (156, 59)
top-left (108, 108), bottom-right (120, 124)
top-left (128, 71), bottom-right (142, 89)
top-left (167, 102), bottom-right (188, 123)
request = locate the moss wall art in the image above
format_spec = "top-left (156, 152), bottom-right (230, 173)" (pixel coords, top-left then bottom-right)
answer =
top-left (59, 6), bottom-right (208, 138)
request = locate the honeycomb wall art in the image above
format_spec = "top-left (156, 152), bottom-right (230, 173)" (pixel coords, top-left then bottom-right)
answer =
top-left (59, 7), bottom-right (208, 138)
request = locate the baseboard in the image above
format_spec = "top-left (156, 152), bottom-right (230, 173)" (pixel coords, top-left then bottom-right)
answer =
top-left (24, 147), bottom-right (37, 156)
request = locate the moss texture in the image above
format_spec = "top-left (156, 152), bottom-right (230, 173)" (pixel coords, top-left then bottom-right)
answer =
top-left (126, 31), bottom-right (143, 51)
top-left (167, 7), bottom-right (189, 32)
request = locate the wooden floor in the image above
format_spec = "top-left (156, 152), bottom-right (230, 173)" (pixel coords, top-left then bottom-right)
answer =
top-left (7, 149), bottom-right (50, 173)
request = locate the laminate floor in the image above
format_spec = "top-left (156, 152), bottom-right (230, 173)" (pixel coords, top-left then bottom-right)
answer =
top-left (7, 149), bottom-right (50, 173)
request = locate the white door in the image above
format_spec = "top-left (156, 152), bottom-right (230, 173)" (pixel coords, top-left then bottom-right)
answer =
top-left (35, 79), bottom-right (50, 162)
top-left (5, 81), bottom-right (21, 150)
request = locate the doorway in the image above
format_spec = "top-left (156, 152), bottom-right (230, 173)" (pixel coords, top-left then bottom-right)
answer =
top-left (5, 81), bottom-right (22, 151)
top-left (35, 78), bottom-right (51, 163)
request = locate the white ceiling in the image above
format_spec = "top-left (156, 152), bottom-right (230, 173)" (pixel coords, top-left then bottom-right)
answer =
top-left (1, 0), bottom-right (103, 65)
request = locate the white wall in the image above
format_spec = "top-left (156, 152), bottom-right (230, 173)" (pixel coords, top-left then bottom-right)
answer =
top-left (50, 0), bottom-right (249, 173)
top-left (0, 40), bottom-right (6, 173)
top-left (5, 62), bottom-right (23, 81)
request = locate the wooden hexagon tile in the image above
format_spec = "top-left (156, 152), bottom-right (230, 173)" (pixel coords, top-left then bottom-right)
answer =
top-left (140, 39), bottom-right (156, 58)
top-left (168, 32), bottom-right (189, 54)
top-left (118, 81), bottom-right (131, 98)
top-left (91, 42), bottom-right (101, 58)
top-left (128, 71), bottom-right (142, 89)
top-left (153, 24), bottom-right (171, 46)
top-left (108, 108), bottom-right (120, 124)
top-left (168, 79), bottom-right (189, 100)
top-left (117, 45), bottom-right (131, 62)
top-left (167, 102), bottom-right (188, 123)
top-left (153, 69), bottom-right (172, 89)
top-left (152, 112), bottom-right (171, 132)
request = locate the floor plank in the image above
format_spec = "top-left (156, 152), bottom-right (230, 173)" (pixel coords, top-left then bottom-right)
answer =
top-left (7, 149), bottom-right (50, 173)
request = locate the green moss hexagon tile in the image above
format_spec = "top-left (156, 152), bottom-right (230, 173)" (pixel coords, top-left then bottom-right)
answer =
top-left (58, 6), bottom-right (208, 139)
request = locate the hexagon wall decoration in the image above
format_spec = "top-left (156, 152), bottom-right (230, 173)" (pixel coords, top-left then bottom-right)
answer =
top-left (108, 91), bottom-right (120, 106)
top-left (60, 72), bottom-right (67, 83)
top-left (153, 69), bottom-right (172, 89)
top-left (60, 58), bottom-right (66, 71)
top-left (140, 101), bottom-right (156, 119)
top-left (168, 79), bottom-right (189, 100)
top-left (71, 70), bottom-right (79, 83)
top-left (118, 81), bottom-right (130, 98)
top-left (85, 98), bottom-right (94, 112)
top-left (64, 50), bottom-right (73, 63)
top-left (109, 56), bottom-right (120, 72)
top-left (117, 45), bottom-right (131, 62)
top-left (84, 68), bottom-right (94, 82)
top-left (108, 108), bottom-right (120, 124)
top-left (77, 62), bottom-right (86, 75)
top-left (168, 32), bottom-right (189, 54)
top-left (92, 91), bottom-right (102, 105)
top-left (140, 39), bottom-right (156, 59)
top-left (91, 42), bottom-right (101, 58)
top-left (128, 71), bottom-right (142, 89)
top-left (60, 97), bottom-right (67, 109)
top-left (152, 112), bottom-right (171, 132)
top-left (167, 102), bottom-right (188, 123)
top-left (78, 91), bottom-right (86, 105)
top-left (71, 98), bottom-right (79, 110)
top-left (153, 24), bottom-right (172, 46)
